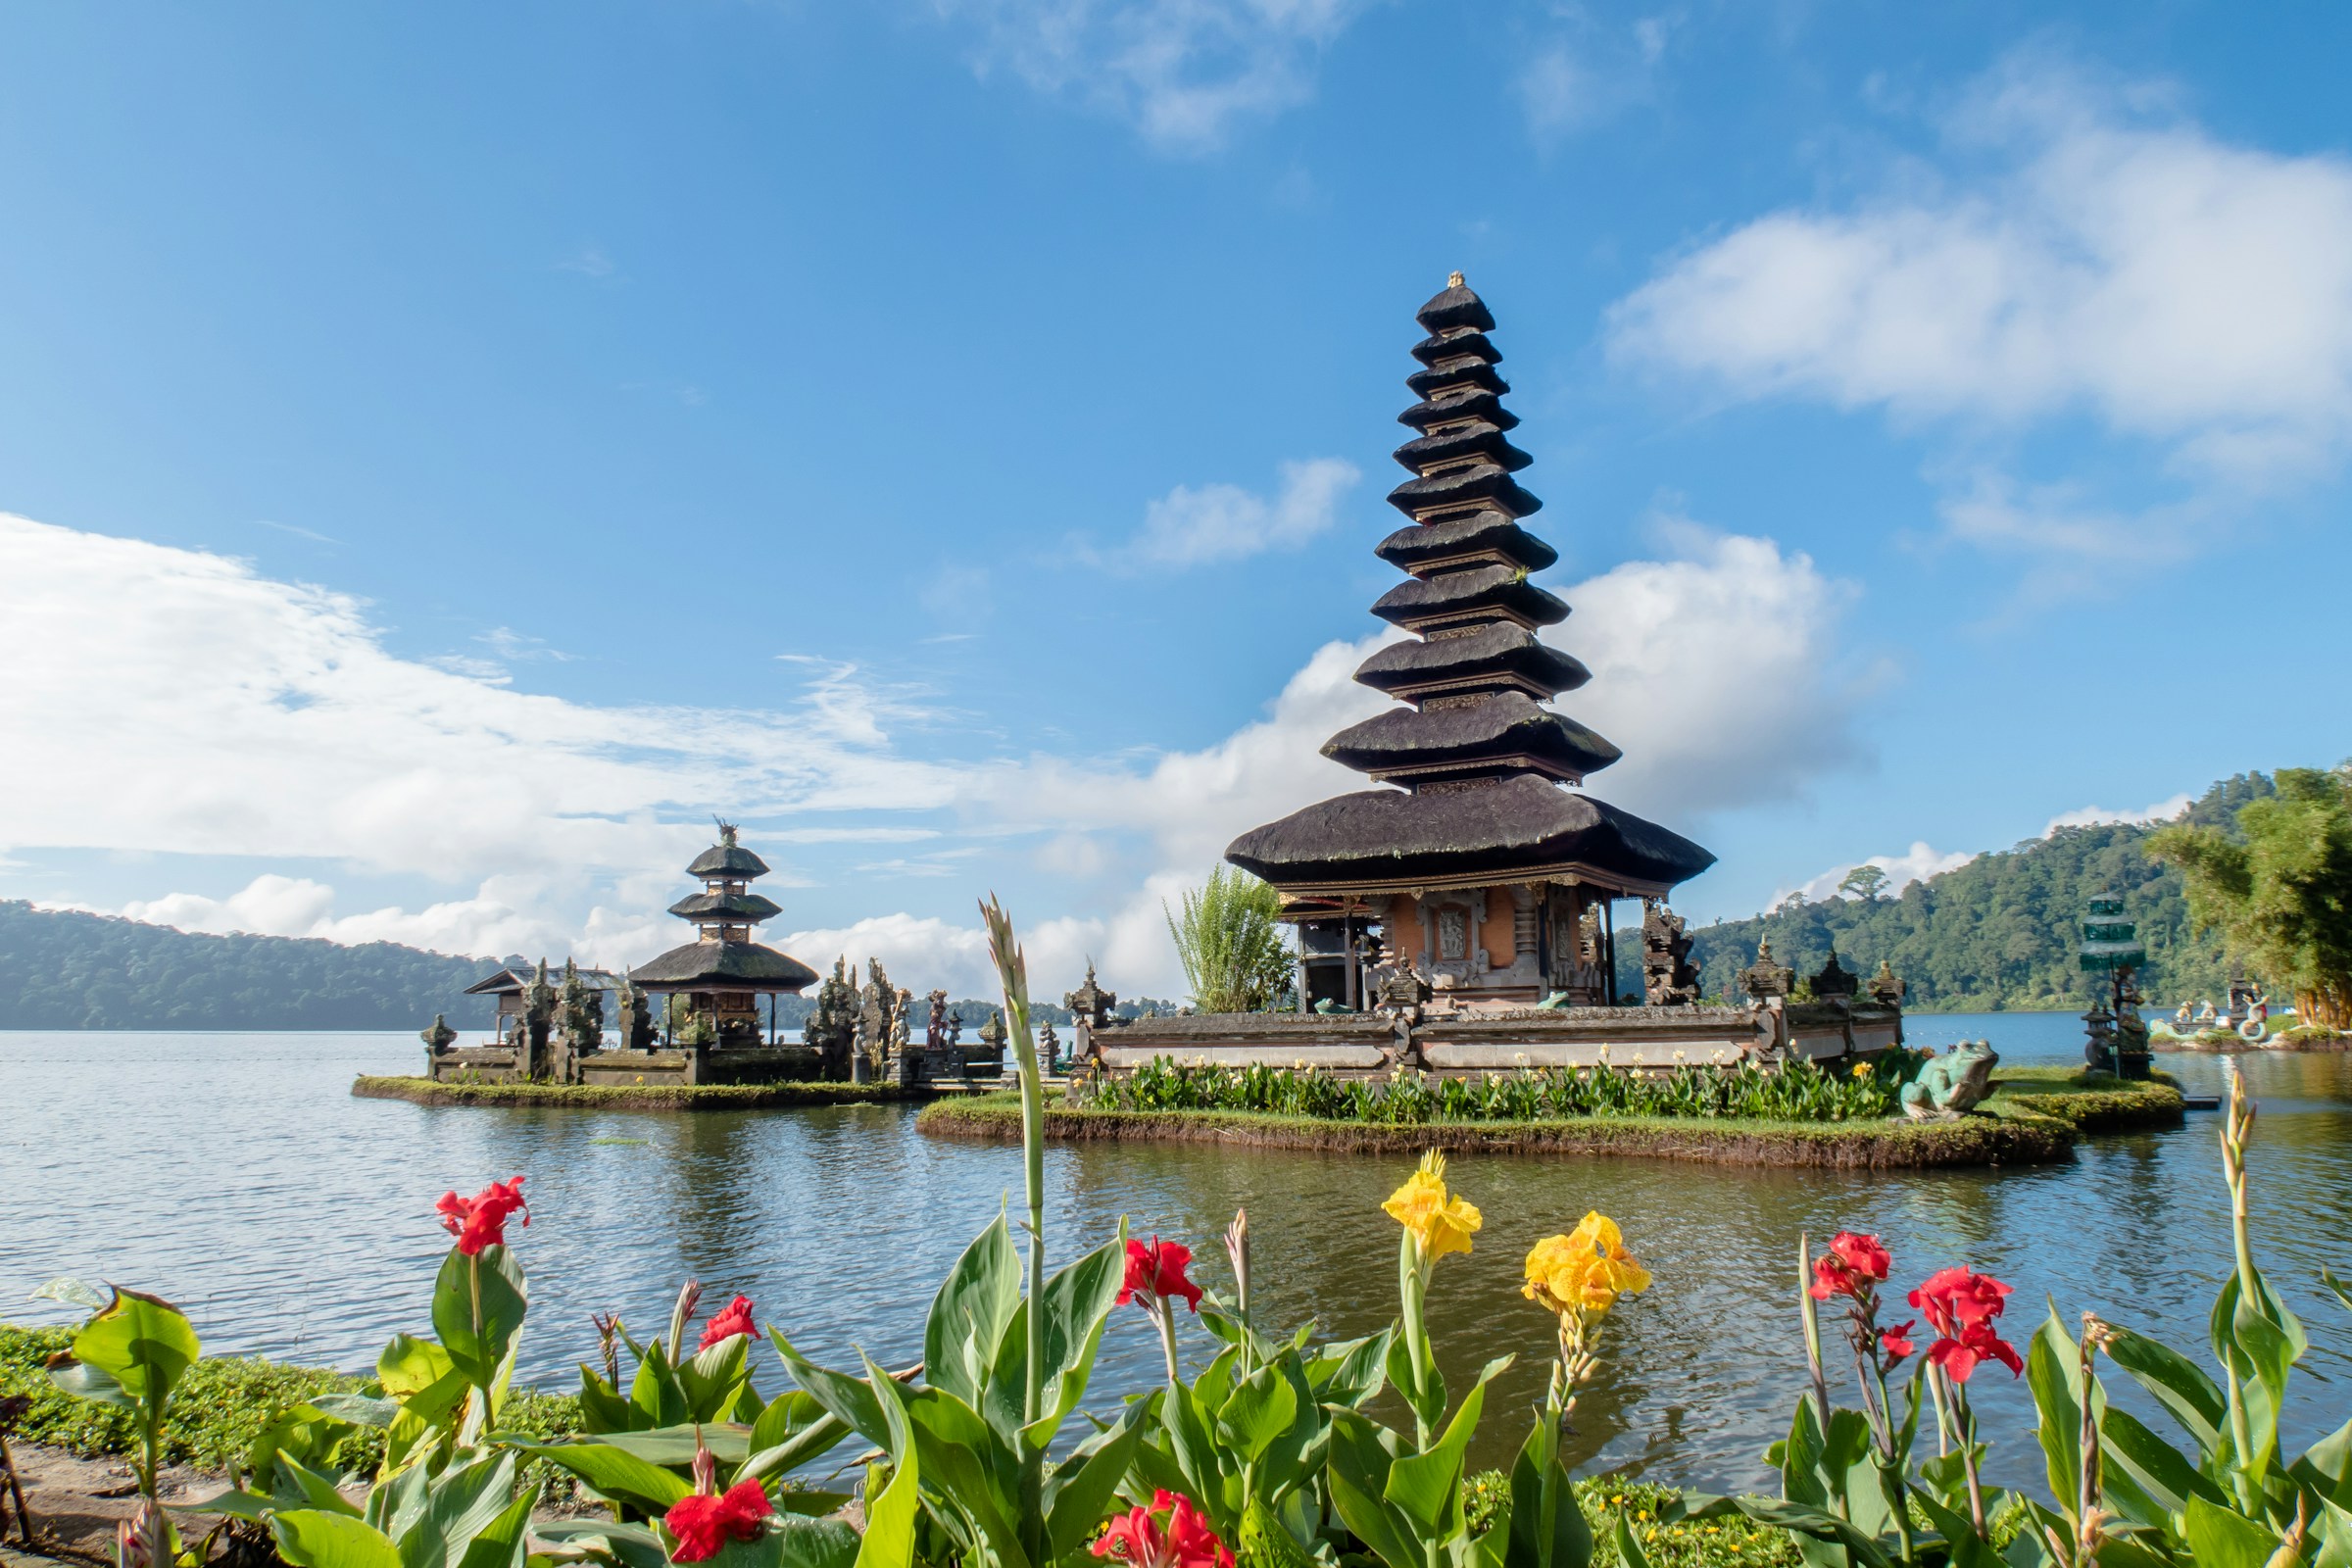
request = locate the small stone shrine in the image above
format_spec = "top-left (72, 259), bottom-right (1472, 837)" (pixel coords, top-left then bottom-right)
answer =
top-left (424, 822), bottom-right (822, 1086)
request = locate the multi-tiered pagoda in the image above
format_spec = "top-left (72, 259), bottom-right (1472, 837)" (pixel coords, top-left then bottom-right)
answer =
top-left (630, 822), bottom-right (818, 1045)
top-left (1226, 275), bottom-right (1715, 1010)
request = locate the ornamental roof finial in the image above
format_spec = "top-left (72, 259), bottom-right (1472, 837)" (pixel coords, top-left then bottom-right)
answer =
top-left (1447, 270), bottom-right (1465, 287)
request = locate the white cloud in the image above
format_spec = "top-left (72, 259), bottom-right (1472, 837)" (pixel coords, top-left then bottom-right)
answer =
top-left (1780, 842), bottom-right (1980, 906)
top-left (930, 0), bottom-right (1364, 153)
top-left (0, 513), bottom-right (957, 933)
top-left (1516, 15), bottom-right (1671, 145)
top-left (2044, 793), bottom-right (2192, 835)
top-left (969, 523), bottom-right (1868, 993)
top-left (1607, 51), bottom-right (2352, 561)
top-left (1563, 523), bottom-right (1873, 818)
top-left (6, 511), bottom-right (1864, 1001)
top-left (1115, 458), bottom-right (1359, 569)
top-left (113, 871), bottom-right (654, 963)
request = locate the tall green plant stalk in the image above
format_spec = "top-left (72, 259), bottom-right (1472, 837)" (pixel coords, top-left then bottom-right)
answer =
top-left (980, 892), bottom-right (1051, 1568)
top-left (1164, 866), bottom-right (1291, 1013)
top-left (981, 895), bottom-right (1046, 1429)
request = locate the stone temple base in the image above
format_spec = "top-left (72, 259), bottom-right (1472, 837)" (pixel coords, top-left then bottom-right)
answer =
top-left (1083, 1000), bottom-right (1902, 1078)
top-left (424, 1043), bottom-right (823, 1087)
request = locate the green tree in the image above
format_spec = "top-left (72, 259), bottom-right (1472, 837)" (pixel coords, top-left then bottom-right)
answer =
top-left (1163, 867), bottom-right (1292, 1014)
top-left (1836, 863), bottom-right (1890, 902)
top-left (1687, 773), bottom-right (2269, 1011)
top-left (2146, 763), bottom-right (2352, 1029)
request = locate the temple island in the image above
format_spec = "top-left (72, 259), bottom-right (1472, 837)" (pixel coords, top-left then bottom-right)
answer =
top-left (418, 823), bottom-right (1016, 1090)
top-left (1076, 276), bottom-right (1909, 1078)
top-left (421, 824), bottom-right (820, 1086)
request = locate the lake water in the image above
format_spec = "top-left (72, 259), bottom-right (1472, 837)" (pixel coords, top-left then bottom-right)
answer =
top-left (5, 1013), bottom-right (2348, 1494)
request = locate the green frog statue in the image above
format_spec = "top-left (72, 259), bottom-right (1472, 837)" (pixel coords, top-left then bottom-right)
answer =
top-left (1899, 1039), bottom-right (1999, 1120)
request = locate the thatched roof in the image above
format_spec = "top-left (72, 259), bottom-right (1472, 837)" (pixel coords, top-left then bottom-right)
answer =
top-left (630, 940), bottom-right (817, 992)
top-left (1322, 693), bottom-right (1619, 783)
top-left (1371, 564), bottom-right (1568, 629)
top-left (1352, 622), bottom-right (1590, 700)
top-left (1386, 464), bottom-right (1542, 520)
top-left (1410, 328), bottom-right (1502, 368)
top-left (1226, 775), bottom-right (1715, 893)
top-left (1373, 509), bottom-right (1556, 573)
top-left (666, 891), bottom-right (783, 923)
top-left (1416, 279), bottom-right (1496, 334)
top-left (687, 842), bottom-right (770, 879)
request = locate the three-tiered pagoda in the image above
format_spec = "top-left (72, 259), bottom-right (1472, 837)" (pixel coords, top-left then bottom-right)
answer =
top-left (630, 822), bottom-right (818, 1045)
top-left (1226, 275), bottom-right (1715, 1009)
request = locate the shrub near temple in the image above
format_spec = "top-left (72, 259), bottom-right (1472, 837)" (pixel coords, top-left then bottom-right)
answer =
top-left (1089, 1055), bottom-right (1918, 1124)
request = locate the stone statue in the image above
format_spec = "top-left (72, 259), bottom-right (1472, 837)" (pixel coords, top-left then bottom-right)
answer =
top-left (805, 957), bottom-right (858, 1079)
top-left (1641, 903), bottom-right (1701, 1006)
top-left (1901, 1041), bottom-right (1999, 1120)
top-left (623, 978), bottom-right (656, 1053)
top-left (421, 1013), bottom-right (456, 1075)
top-left (555, 958), bottom-right (604, 1060)
top-left (1373, 964), bottom-right (1432, 1021)
top-left (1740, 939), bottom-right (1794, 1004)
top-left (1037, 1020), bottom-right (1060, 1073)
top-left (2082, 1004), bottom-right (2117, 1074)
top-left (857, 959), bottom-right (895, 1077)
top-left (924, 989), bottom-right (953, 1052)
top-left (1807, 952), bottom-right (1860, 1002)
top-left (522, 958), bottom-right (558, 1078)
top-left (974, 1009), bottom-right (1008, 1078)
top-left (2113, 977), bottom-right (2152, 1080)
top-left (892, 988), bottom-right (913, 1056)
top-left (1063, 963), bottom-right (1116, 1031)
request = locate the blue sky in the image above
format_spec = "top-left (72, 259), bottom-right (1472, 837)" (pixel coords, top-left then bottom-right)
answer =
top-left (3, 1), bottom-right (2348, 998)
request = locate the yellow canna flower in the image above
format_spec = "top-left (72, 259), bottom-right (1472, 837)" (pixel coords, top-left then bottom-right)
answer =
top-left (1382, 1151), bottom-right (1482, 1261)
top-left (1523, 1210), bottom-right (1651, 1316)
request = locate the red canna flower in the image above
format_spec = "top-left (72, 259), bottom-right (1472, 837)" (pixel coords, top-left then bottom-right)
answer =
top-left (1831, 1232), bottom-right (1891, 1284)
top-left (1092, 1491), bottom-right (1233, 1568)
top-left (1907, 1267), bottom-right (2013, 1338)
top-left (1880, 1321), bottom-right (1917, 1361)
top-left (435, 1176), bottom-right (528, 1256)
top-left (698, 1296), bottom-right (757, 1349)
top-left (1119, 1238), bottom-right (1204, 1314)
top-left (1925, 1320), bottom-right (2024, 1384)
top-left (1808, 1231), bottom-right (1890, 1301)
top-left (663, 1478), bottom-right (771, 1563)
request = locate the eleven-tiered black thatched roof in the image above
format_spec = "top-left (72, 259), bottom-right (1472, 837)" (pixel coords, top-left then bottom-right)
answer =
top-left (1225, 276), bottom-right (1714, 898)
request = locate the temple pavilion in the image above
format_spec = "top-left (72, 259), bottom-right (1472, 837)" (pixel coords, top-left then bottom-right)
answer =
top-left (629, 822), bottom-right (818, 1045)
top-left (1225, 275), bottom-right (1715, 1010)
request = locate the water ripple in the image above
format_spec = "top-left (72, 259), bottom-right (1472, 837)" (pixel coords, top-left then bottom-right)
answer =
top-left (4, 1023), bottom-right (2347, 1493)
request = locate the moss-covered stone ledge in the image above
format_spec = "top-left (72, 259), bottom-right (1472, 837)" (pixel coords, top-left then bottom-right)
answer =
top-left (917, 1093), bottom-right (2073, 1169)
top-left (351, 1074), bottom-right (928, 1111)
top-left (1984, 1067), bottom-right (2189, 1134)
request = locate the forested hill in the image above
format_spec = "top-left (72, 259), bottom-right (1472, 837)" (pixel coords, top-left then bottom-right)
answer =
top-left (0, 901), bottom-right (512, 1030)
top-left (1685, 773), bottom-right (2277, 1011)
top-left (0, 900), bottom-right (1174, 1031)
